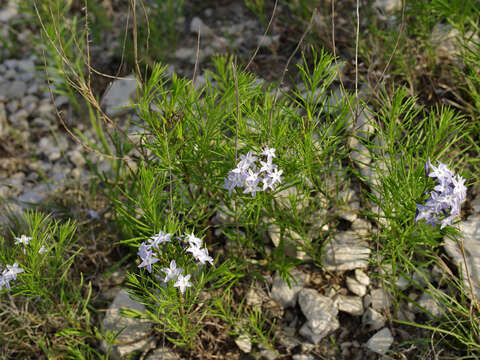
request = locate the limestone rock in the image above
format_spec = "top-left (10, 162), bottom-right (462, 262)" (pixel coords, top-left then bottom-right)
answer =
top-left (270, 269), bottom-right (309, 308)
top-left (298, 288), bottom-right (339, 343)
top-left (366, 328), bottom-right (393, 355)
top-left (444, 214), bottom-right (480, 298)
top-left (322, 231), bottom-right (371, 271)
top-left (102, 74), bottom-right (138, 117)
top-left (100, 289), bottom-right (152, 360)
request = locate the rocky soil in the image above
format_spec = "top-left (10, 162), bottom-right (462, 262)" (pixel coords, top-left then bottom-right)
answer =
top-left (1, 0), bottom-right (479, 359)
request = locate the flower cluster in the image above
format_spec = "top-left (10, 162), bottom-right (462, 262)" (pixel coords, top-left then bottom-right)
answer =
top-left (415, 159), bottom-right (467, 229)
top-left (0, 262), bottom-right (24, 290)
top-left (137, 231), bottom-right (213, 294)
top-left (223, 146), bottom-right (283, 197)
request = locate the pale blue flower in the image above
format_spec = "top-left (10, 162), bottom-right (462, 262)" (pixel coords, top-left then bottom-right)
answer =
top-left (416, 159), bottom-right (466, 228)
top-left (174, 274), bottom-right (192, 294)
top-left (162, 260), bottom-right (184, 282)
top-left (148, 231), bottom-right (172, 249)
top-left (14, 235), bottom-right (31, 246)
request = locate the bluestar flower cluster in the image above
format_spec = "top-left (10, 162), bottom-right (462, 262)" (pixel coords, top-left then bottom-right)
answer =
top-left (415, 159), bottom-right (467, 229)
top-left (137, 231), bottom-right (213, 294)
top-left (0, 233), bottom-right (47, 291)
top-left (223, 146), bottom-right (283, 197)
top-left (0, 262), bottom-right (23, 290)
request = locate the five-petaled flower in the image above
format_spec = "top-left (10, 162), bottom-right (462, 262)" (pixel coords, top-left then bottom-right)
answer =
top-left (174, 274), bottom-right (192, 294)
top-left (14, 235), bottom-right (31, 246)
top-left (162, 260), bottom-right (184, 283)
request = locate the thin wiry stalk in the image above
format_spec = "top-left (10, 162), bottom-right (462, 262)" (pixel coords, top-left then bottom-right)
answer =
top-left (245, 0), bottom-right (279, 71)
top-left (130, 0), bottom-right (142, 83)
top-left (232, 59), bottom-right (241, 251)
top-left (268, 9), bottom-right (316, 141)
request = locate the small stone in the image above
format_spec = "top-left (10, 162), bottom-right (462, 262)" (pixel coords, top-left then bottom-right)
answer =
top-left (69, 150), bottom-right (86, 168)
top-left (355, 269), bottom-right (370, 286)
top-left (235, 334), bottom-right (252, 353)
top-left (0, 0), bottom-right (19, 22)
top-left (334, 295), bottom-right (364, 315)
top-left (256, 34), bottom-right (280, 48)
top-left (346, 276), bottom-right (367, 297)
top-left (292, 355), bottom-right (315, 360)
top-left (259, 349), bottom-right (278, 360)
top-left (349, 137), bottom-right (371, 167)
top-left (19, 190), bottom-right (45, 205)
top-left (298, 288), bottom-right (339, 344)
top-left (351, 217), bottom-right (371, 237)
top-left (6, 99), bottom-right (19, 113)
top-left (362, 307), bottom-right (386, 331)
top-left (100, 289), bottom-right (151, 360)
top-left (16, 59), bottom-right (35, 72)
top-left (146, 347), bottom-right (180, 360)
top-left (246, 287), bottom-right (264, 309)
top-left (10, 109), bottom-right (29, 123)
top-left (175, 47), bottom-right (196, 61)
top-left (270, 269), bottom-right (309, 308)
top-left (36, 102), bottom-right (55, 120)
top-left (472, 194), bottom-right (480, 213)
top-left (102, 74), bottom-right (138, 117)
top-left (444, 214), bottom-right (480, 298)
top-left (6, 80), bottom-right (27, 99)
top-left (395, 276), bottom-right (410, 290)
top-left (322, 231), bottom-right (371, 271)
top-left (366, 289), bottom-right (391, 311)
top-left (190, 17), bottom-right (214, 37)
top-left (416, 292), bottom-right (444, 319)
top-left (374, 0), bottom-right (402, 14)
top-left (366, 328), bottom-right (393, 355)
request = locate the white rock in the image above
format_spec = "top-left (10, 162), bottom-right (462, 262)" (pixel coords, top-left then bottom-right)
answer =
top-left (146, 347), bottom-right (179, 360)
top-left (256, 34), bottom-right (280, 48)
top-left (298, 288), bottom-right (339, 344)
top-left (69, 150), bottom-right (86, 168)
top-left (0, 0), bottom-right (18, 22)
top-left (100, 289), bottom-right (151, 360)
top-left (270, 269), bottom-right (309, 308)
top-left (366, 328), bottom-right (393, 355)
top-left (348, 108), bottom-right (375, 140)
top-left (334, 295), bottom-right (364, 316)
top-left (355, 269), bottom-right (370, 286)
top-left (444, 214), bottom-right (480, 298)
top-left (349, 137), bottom-right (371, 168)
top-left (292, 355), bottom-right (315, 360)
top-left (235, 334), bottom-right (252, 353)
top-left (174, 47), bottom-right (196, 61)
top-left (4, 80), bottom-right (27, 99)
top-left (416, 292), bottom-right (444, 318)
top-left (362, 307), bottom-right (385, 331)
top-left (351, 217), bottom-right (371, 237)
top-left (374, 0), bottom-right (402, 14)
top-left (395, 276), bottom-right (410, 290)
top-left (346, 276), bottom-right (367, 297)
top-left (472, 194), bottom-right (480, 213)
top-left (366, 289), bottom-right (391, 312)
top-left (102, 74), bottom-right (138, 117)
top-left (322, 231), bottom-right (371, 271)
top-left (267, 223), bottom-right (301, 258)
top-left (190, 17), bottom-right (214, 37)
